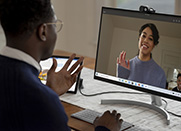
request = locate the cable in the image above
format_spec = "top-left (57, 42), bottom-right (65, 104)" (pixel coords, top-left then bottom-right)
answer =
top-left (78, 78), bottom-right (145, 97)
top-left (162, 98), bottom-right (181, 118)
top-left (162, 98), bottom-right (168, 110)
top-left (79, 88), bottom-right (145, 97)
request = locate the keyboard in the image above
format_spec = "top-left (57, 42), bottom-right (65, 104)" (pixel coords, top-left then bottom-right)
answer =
top-left (71, 109), bottom-right (151, 131)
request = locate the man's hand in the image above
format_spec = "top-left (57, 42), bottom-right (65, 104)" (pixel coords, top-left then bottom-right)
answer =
top-left (94, 110), bottom-right (123, 131)
top-left (46, 54), bottom-right (84, 96)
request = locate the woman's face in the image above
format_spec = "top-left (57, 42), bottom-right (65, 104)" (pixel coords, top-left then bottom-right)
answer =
top-left (138, 27), bottom-right (155, 57)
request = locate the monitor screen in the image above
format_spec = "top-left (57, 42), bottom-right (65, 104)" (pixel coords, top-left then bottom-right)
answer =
top-left (94, 7), bottom-right (181, 101)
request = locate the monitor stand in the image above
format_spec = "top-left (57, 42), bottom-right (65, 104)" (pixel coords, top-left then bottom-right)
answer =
top-left (101, 95), bottom-right (170, 125)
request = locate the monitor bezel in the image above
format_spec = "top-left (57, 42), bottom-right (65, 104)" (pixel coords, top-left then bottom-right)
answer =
top-left (94, 7), bottom-right (181, 102)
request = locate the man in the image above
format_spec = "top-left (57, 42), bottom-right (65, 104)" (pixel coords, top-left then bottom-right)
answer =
top-left (172, 73), bottom-right (181, 93)
top-left (0, 0), bottom-right (122, 131)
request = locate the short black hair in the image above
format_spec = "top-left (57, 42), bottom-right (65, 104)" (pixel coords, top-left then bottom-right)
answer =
top-left (0, 0), bottom-right (54, 36)
top-left (139, 23), bottom-right (159, 45)
top-left (177, 73), bottom-right (181, 79)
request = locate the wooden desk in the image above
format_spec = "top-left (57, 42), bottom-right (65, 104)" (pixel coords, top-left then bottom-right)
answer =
top-left (53, 50), bottom-right (95, 131)
top-left (62, 101), bottom-right (94, 131)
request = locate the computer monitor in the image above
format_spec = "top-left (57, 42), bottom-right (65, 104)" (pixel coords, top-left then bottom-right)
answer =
top-left (94, 7), bottom-right (181, 123)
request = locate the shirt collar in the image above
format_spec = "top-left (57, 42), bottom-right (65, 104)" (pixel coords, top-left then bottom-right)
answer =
top-left (0, 46), bottom-right (41, 72)
top-left (177, 87), bottom-right (181, 91)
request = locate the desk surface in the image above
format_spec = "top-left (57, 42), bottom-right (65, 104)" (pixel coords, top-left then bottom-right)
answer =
top-left (61, 68), bottom-right (181, 131)
top-left (54, 50), bottom-right (181, 131)
top-left (62, 101), bottom-right (95, 131)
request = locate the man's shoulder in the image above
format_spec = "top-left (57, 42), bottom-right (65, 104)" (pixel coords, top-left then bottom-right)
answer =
top-left (172, 87), bottom-right (178, 91)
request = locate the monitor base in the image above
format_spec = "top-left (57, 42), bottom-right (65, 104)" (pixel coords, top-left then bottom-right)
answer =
top-left (101, 96), bottom-right (170, 125)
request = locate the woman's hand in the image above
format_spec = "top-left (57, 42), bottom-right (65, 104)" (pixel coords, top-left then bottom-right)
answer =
top-left (46, 54), bottom-right (84, 96)
top-left (117, 51), bottom-right (130, 70)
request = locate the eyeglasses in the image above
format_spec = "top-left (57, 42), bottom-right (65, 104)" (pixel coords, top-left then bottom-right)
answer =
top-left (46, 19), bottom-right (63, 33)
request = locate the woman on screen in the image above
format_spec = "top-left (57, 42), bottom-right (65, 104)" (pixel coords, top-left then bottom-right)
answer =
top-left (116, 23), bottom-right (166, 88)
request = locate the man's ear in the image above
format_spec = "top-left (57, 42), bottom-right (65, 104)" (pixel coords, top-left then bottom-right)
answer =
top-left (38, 24), bottom-right (47, 41)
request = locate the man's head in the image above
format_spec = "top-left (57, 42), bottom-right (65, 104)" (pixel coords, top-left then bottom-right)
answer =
top-left (176, 73), bottom-right (181, 91)
top-left (0, 0), bottom-right (58, 61)
top-left (0, 0), bottom-right (54, 37)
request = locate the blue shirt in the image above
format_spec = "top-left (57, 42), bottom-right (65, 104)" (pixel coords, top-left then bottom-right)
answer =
top-left (118, 56), bottom-right (166, 88)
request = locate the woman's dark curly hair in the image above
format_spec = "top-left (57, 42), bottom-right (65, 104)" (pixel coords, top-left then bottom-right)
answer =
top-left (0, 0), bottom-right (54, 36)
